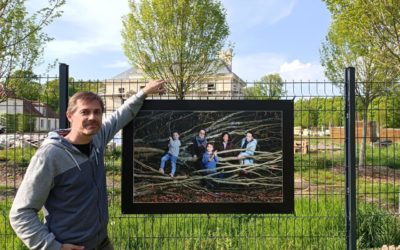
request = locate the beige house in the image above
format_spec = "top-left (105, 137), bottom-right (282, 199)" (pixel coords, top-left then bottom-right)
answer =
top-left (0, 85), bottom-right (59, 132)
top-left (101, 49), bottom-right (246, 113)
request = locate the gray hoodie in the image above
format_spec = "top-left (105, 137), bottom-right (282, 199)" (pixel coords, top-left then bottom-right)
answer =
top-left (168, 137), bottom-right (181, 157)
top-left (10, 91), bottom-right (146, 250)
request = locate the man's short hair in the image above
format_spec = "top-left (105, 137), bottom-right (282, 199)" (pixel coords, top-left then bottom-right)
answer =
top-left (67, 91), bottom-right (105, 113)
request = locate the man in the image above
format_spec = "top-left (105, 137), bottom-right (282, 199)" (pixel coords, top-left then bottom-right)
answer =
top-left (190, 129), bottom-right (207, 159)
top-left (10, 80), bottom-right (165, 250)
top-left (189, 129), bottom-right (207, 171)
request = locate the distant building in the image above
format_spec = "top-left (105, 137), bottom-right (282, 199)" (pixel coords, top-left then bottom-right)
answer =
top-left (0, 84), bottom-right (59, 132)
top-left (101, 49), bottom-right (246, 112)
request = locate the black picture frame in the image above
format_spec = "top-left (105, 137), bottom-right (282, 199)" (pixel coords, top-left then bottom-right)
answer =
top-left (122, 100), bottom-right (294, 214)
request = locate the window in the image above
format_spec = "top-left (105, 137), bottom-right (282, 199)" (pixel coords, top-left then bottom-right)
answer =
top-left (118, 88), bottom-right (125, 94)
top-left (207, 84), bottom-right (216, 94)
top-left (40, 119), bottom-right (44, 128)
top-left (47, 120), bottom-right (51, 130)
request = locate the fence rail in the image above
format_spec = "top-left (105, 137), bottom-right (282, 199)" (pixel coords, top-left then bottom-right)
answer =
top-left (0, 67), bottom-right (399, 249)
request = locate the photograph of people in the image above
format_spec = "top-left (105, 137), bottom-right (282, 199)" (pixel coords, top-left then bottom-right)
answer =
top-left (202, 143), bottom-right (219, 188)
top-left (215, 132), bottom-right (235, 157)
top-left (237, 131), bottom-right (258, 165)
top-left (159, 131), bottom-right (181, 177)
top-left (191, 129), bottom-right (207, 159)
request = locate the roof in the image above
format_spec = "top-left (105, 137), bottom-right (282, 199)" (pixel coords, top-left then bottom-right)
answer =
top-left (23, 100), bottom-right (43, 117)
top-left (30, 101), bottom-right (59, 118)
top-left (110, 59), bottom-right (240, 81)
top-left (111, 67), bottom-right (143, 80)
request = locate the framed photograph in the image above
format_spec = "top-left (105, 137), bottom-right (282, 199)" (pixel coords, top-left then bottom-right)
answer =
top-left (122, 100), bottom-right (294, 214)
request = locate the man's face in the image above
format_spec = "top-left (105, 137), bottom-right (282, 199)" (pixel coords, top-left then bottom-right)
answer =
top-left (198, 130), bottom-right (205, 139)
top-left (67, 99), bottom-right (103, 138)
top-left (246, 133), bottom-right (253, 142)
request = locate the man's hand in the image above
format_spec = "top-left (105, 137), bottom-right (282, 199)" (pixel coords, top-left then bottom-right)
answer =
top-left (142, 79), bottom-right (166, 95)
top-left (61, 243), bottom-right (85, 250)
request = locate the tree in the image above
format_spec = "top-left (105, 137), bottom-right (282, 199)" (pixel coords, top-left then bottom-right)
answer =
top-left (6, 70), bottom-right (42, 100)
top-left (122, 0), bottom-right (229, 99)
top-left (0, 0), bottom-right (64, 79)
top-left (244, 73), bottom-right (285, 100)
top-left (40, 77), bottom-right (105, 113)
top-left (293, 98), bottom-right (319, 128)
top-left (321, 0), bottom-right (400, 166)
top-left (369, 95), bottom-right (400, 128)
top-left (360, 0), bottom-right (400, 72)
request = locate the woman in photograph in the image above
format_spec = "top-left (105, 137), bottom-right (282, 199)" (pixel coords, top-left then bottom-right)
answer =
top-left (237, 131), bottom-right (258, 165)
top-left (215, 132), bottom-right (235, 157)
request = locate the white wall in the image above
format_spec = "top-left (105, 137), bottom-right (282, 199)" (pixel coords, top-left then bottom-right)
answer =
top-left (0, 98), bottom-right (24, 114)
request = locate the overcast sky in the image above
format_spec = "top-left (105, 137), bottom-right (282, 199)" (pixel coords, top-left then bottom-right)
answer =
top-left (30, 0), bottom-right (331, 81)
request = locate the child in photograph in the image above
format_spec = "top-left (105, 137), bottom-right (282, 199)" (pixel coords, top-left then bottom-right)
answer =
top-left (159, 132), bottom-right (181, 177)
top-left (202, 143), bottom-right (220, 188)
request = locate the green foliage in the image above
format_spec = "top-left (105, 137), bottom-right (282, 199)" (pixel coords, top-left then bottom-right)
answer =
top-left (358, 0), bottom-right (400, 71)
top-left (108, 197), bottom-right (346, 249)
top-left (369, 95), bottom-right (400, 128)
top-left (244, 73), bottom-right (285, 100)
top-left (0, 0), bottom-right (64, 79)
top-left (357, 203), bottom-right (400, 248)
top-left (122, 0), bottom-right (230, 99)
top-left (0, 147), bottom-right (36, 168)
top-left (294, 97), bottom-right (344, 128)
top-left (39, 78), bottom-right (104, 112)
top-left (0, 114), bottom-right (35, 133)
top-left (5, 70), bottom-right (42, 100)
top-left (321, 0), bottom-right (400, 166)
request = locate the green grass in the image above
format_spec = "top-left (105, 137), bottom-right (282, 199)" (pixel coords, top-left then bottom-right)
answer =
top-left (0, 199), bottom-right (27, 250)
top-left (108, 197), bottom-right (347, 250)
top-left (1, 142), bottom-right (399, 249)
top-left (0, 148), bottom-right (36, 168)
top-left (2, 195), bottom-right (399, 249)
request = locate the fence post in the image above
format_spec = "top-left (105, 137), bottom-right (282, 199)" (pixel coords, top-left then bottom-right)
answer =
top-left (59, 63), bottom-right (69, 129)
top-left (345, 67), bottom-right (356, 250)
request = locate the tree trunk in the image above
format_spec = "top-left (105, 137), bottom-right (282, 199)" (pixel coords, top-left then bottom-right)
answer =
top-left (358, 105), bottom-right (368, 167)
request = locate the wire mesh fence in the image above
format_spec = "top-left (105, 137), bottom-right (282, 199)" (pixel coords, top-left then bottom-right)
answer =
top-left (0, 73), bottom-right (399, 249)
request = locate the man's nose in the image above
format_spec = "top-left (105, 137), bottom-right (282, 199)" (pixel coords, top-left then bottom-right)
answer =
top-left (88, 112), bottom-right (96, 120)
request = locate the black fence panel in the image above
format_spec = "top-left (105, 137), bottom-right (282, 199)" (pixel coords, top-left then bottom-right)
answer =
top-left (0, 69), bottom-right (399, 249)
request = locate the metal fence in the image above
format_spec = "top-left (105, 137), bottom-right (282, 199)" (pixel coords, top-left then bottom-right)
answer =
top-left (0, 66), bottom-right (399, 249)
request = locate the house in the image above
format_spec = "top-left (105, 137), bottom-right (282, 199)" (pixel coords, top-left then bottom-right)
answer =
top-left (0, 84), bottom-right (59, 132)
top-left (101, 49), bottom-right (247, 113)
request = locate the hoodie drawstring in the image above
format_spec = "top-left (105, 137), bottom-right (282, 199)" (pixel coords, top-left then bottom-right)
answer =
top-left (64, 149), bottom-right (82, 171)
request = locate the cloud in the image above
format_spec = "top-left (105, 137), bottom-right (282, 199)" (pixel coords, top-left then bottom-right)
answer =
top-left (233, 54), bottom-right (326, 82)
top-left (34, 0), bottom-right (129, 61)
top-left (232, 52), bottom-right (286, 81)
top-left (279, 60), bottom-right (326, 81)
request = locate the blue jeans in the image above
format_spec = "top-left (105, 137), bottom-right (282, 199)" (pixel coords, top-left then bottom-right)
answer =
top-left (160, 154), bottom-right (177, 175)
top-left (239, 153), bottom-right (254, 165)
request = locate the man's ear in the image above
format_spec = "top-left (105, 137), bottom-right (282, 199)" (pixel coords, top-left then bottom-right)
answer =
top-left (66, 111), bottom-right (73, 122)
